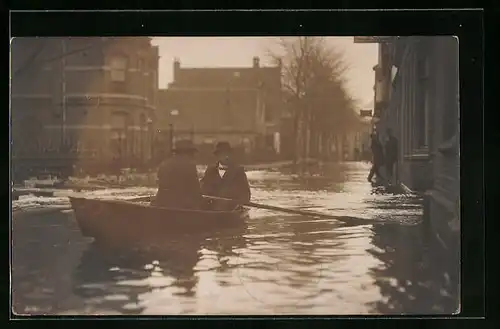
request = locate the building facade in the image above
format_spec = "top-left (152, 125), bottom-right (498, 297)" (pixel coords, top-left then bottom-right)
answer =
top-left (373, 36), bottom-right (460, 249)
top-left (157, 57), bottom-right (283, 162)
top-left (11, 37), bottom-right (159, 177)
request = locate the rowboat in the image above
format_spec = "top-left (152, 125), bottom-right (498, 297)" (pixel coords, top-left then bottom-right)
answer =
top-left (69, 196), bottom-right (248, 244)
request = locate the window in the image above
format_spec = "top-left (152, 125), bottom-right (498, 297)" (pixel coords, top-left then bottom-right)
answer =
top-left (264, 105), bottom-right (273, 123)
top-left (110, 55), bottom-right (127, 82)
top-left (110, 82), bottom-right (127, 93)
top-left (265, 134), bottom-right (274, 149)
top-left (138, 58), bottom-right (144, 70)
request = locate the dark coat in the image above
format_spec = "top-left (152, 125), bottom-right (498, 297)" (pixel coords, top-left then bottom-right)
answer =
top-left (385, 136), bottom-right (398, 163)
top-left (200, 162), bottom-right (251, 210)
top-left (153, 155), bottom-right (203, 209)
top-left (371, 137), bottom-right (385, 165)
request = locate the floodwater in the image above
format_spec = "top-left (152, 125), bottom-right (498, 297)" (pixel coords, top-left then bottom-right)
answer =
top-left (11, 162), bottom-right (459, 316)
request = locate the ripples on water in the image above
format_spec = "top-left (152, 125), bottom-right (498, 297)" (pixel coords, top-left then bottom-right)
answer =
top-left (11, 162), bottom-right (459, 315)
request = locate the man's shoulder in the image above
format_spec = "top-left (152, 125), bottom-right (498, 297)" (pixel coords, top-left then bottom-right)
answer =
top-left (231, 164), bottom-right (246, 173)
top-left (205, 163), bottom-right (218, 171)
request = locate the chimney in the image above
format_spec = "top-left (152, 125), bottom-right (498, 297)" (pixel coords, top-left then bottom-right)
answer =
top-left (253, 56), bottom-right (260, 68)
top-left (173, 57), bottom-right (180, 81)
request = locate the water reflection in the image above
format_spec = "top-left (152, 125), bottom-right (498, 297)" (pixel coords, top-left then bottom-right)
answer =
top-left (73, 235), bottom-right (208, 314)
top-left (12, 162), bottom-right (459, 315)
top-left (72, 226), bottom-right (248, 315)
top-left (367, 219), bottom-right (459, 314)
top-left (251, 163), bottom-right (347, 193)
top-left (12, 210), bottom-right (88, 315)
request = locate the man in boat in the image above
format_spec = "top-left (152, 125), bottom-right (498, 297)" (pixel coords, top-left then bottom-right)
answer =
top-left (153, 139), bottom-right (204, 209)
top-left (200, 141), bottom-right (251, 211)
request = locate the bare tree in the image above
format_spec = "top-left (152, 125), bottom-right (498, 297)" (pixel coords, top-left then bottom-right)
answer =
top-left (267, 37), bottom-right (362, 171)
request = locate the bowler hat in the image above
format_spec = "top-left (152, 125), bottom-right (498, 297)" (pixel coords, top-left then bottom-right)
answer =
top-left (213, 141), bottom-right (232, 155)
top-left (173, 139), bottom-right (197, 153)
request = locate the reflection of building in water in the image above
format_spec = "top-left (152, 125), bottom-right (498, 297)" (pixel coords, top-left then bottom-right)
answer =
top-left (73, 229), bottom-right (249, 314)
top-left (11, 37), bottom-right (159, 178)
top-left (12, 211), bottom-right (92, 315)
top-left (367, 224), bottom-right (459, 314)
top-left (11, 211), bottom-right (90, 315)
top-left (73, 233), bottom-right (214, 314)
top-left (72, 242), bottom-right (151, 314)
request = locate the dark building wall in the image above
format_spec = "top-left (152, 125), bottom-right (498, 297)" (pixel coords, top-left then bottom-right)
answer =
top-left (424, 37), bottom-right (460, 250)
top-left (378, 37), bottom-right (437, 191)
top-left (377, 36), bottom-right (459, 250)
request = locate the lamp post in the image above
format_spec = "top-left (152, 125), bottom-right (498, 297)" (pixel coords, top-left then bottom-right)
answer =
top-left (146, 117), bottom-right (153, 163)
top-left (169, 109), bottom-right (179, 154)
top-left (118, 131), bottom-right (126, 163)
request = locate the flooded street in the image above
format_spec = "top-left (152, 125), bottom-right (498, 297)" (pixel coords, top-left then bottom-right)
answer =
top-left (11, 162), bottom-right (459, 315)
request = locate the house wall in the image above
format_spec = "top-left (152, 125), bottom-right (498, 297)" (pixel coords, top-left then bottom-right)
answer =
top-left (377, 36), bottom-right (460, 251)
top-left (157, 57), bottom-right (283, 159)
top-left (11, 37), bottom-right (159, 176)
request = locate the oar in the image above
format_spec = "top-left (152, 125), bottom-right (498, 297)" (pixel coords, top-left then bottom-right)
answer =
top-left (127, 194), bottom-right (384, 225)
top-left (202, 195), bottom-right (384, 225)
top-left (128, 195), bottom-right (154, 202)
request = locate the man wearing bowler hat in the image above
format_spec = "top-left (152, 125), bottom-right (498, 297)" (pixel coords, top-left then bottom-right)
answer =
top-left (153, 139), bottom-right (203, 209)
top-left (200, 141), bottom-right (251, 210)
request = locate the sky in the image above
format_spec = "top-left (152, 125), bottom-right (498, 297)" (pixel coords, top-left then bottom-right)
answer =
top-left (152, 37), bottom-right (378, 109)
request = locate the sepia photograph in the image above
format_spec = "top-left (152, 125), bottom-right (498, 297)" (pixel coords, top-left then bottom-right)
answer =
top-left (10, 34), bottom-right (460, 316)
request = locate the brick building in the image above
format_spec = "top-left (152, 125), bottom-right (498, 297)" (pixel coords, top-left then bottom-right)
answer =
top-left (157, 57), bottom-right (283, 162)
top-left (11, 37), bottom-right (159, 178)
top-left (370, 36), bottom-right (460, 251)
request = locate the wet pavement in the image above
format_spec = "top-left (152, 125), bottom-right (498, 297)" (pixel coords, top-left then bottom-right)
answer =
top-left (11, 162), bottom-right (459, 315)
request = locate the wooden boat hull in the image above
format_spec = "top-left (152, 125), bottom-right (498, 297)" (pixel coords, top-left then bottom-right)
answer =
top-left (69, 197), bottom-right (248, 243)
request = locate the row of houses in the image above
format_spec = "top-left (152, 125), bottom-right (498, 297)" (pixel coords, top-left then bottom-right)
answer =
top-left (156, 57), bottom-right (373, 164)
top-left (11, 37), bottom-right (372, 180)
top-left (368, 36), bottom-right (460, 249)
top-left (155, 56), bottom-right (283, 163)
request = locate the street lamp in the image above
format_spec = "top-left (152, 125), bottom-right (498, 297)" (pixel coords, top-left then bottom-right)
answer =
top-left (146, 117), bottom-right (153, 163)
top-left (169, 109), bottom-right (179, 154)
top-left (118, 131), bottom-right (126, 163)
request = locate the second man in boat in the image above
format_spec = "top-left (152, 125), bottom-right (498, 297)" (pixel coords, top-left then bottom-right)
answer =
top-left (200, 141), bottom-right (251, 211)
top-left (153, 139), bottom-right (204, 210)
